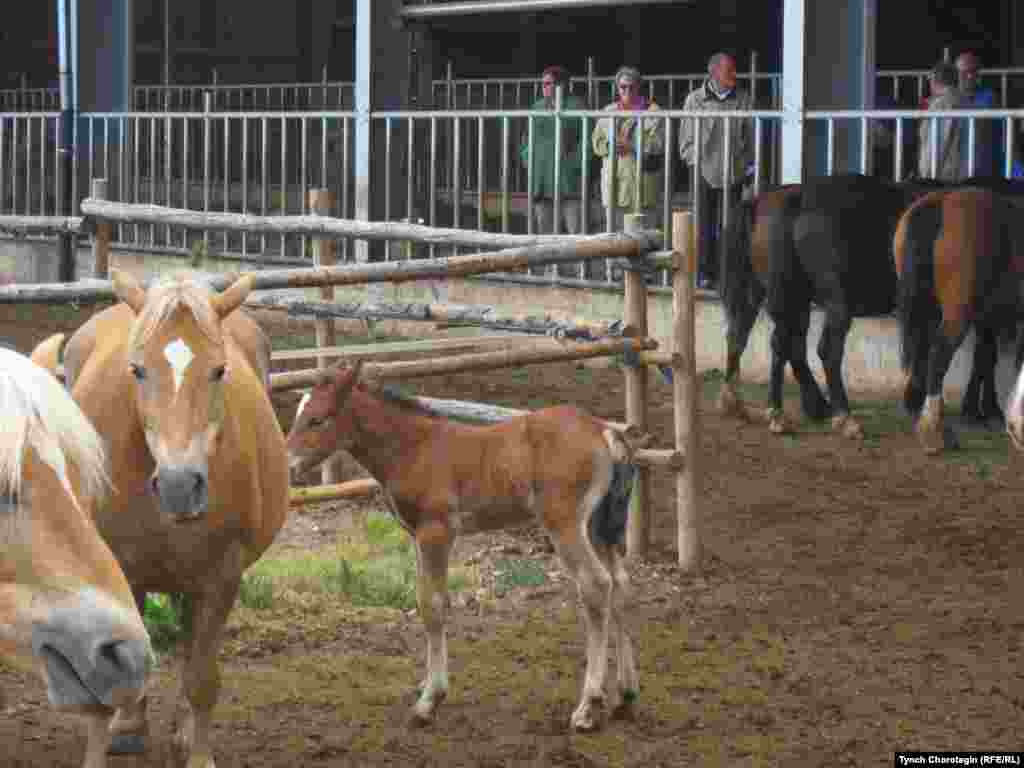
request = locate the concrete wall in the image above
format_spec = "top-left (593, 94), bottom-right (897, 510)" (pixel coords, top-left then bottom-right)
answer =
top-left (2, 239), bottom-right (1018, 407)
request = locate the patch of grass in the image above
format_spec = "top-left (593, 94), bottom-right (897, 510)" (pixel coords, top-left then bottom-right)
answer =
top-left (241, 511), bottom-right (476, 611)
top-left (492, 558), bottom-right (547, 595)
top-left (143, 593), bottom-right (185, 652)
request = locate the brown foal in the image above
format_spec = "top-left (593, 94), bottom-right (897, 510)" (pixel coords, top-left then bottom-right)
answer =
top-left (286, 361), bottom-right (644, 732)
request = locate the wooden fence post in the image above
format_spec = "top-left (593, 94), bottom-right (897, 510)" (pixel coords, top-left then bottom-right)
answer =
top-left (91, 179), bottom-right (110, 278)
top-left (672, 211), bottom-right (701, 571)
top-left (309, 188), bottom-right (342, 485)
top-left (623, 212), bottom-right (651, 559)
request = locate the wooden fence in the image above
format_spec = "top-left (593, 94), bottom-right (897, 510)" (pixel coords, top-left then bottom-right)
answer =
top-left (0, 185), bottom-right (701, 570)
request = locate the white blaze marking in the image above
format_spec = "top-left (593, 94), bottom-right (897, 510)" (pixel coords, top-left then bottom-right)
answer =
top-left (163, 338), bottom-right (194, 394)
top-left (296, 392), bottom-right (311, 420)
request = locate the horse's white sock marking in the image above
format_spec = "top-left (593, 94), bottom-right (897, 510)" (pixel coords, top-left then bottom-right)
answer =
top-left (163, 338), bottom-right (194, 395)
top-left (296, 392), bottom-right (311, 420)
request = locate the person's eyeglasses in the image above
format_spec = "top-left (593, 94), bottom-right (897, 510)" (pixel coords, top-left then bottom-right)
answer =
top-left (618, 82), bottom-right (638, 92)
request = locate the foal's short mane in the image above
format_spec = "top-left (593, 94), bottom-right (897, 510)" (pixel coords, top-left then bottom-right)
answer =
top-left (127, 274), bottom-right (223, 350)
top-left (0, 348), bottom-right (109, 516)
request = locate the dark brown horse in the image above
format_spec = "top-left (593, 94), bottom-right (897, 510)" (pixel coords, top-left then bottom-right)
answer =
top-left (286, 361), bottom-right (647, 732)
top-left (894, 187), bottom-right (1022, 454)
top-left (719, 173), bottom-right (1012, 439)
top-left (719, 174), bottom-right (939, 437)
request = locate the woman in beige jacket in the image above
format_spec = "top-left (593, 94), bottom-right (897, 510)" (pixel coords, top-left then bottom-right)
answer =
top-left (592, 65), bottom-right (665, 233)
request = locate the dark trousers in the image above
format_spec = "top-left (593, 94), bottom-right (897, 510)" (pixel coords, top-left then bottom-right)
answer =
top-left (696, 176), bottom-right (743, 281)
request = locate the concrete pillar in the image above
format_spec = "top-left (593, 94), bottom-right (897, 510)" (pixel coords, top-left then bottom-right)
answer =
top-left (781, 0), bottom-right (876, 182)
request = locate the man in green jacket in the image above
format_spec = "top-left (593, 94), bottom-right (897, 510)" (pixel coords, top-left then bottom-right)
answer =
top-left (519, 65), bottom-right (588, 237)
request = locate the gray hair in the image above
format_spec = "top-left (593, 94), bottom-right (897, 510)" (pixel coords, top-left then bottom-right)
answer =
top-left (707, 52), bottom-right (735, 74)
top-left (614, 65), bottom-right (641, 86)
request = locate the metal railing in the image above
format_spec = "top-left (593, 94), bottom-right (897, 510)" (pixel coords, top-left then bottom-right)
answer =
top-left (0, 88), bottom-right (61, 112)
top-left (132, 80), bottom-right (355, 112)
top-left (2, 105), bottom-right (1021, 286)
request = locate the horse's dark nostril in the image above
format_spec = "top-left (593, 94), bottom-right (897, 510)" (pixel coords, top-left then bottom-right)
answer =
top-left (149, 474), bottom-right (160, 496)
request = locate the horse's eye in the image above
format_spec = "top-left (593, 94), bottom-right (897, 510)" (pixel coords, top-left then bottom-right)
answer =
top-left (129, 363), bottom-right (147, 381)
top-left (210, 365), bottom-right (227, 383)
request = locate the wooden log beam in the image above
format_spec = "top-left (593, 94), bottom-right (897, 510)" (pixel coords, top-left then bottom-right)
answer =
top-left (248, 294), bottom-right (630, 340)
top-left (270, 336), bottom-right (658, 391)
top-left (0, 215), bottom-right (84, 237)
top-left (0, 232), bottom-right (656, 305)
top-left (289, 478), bottom-right (380, 505)
top-left (270, 335), bottom-right (526, 362)
top-left (79, 197), bottom-right (625, 249)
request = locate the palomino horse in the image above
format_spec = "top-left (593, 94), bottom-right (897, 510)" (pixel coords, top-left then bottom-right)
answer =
top-left (286, 361), bottom-right (645, 732)
top-left (1, 346), bottom-right (152, 768)
top-left (32, 270), bottom-right (289, 768)
top-left (894, 187), bottom-right (1021, 454)
top-left (719, 173), bottom-right (1005, 438)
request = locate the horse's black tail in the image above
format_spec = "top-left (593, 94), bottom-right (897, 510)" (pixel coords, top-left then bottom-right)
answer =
top-left (720, 197), bottom-right (759, 334)
top-left (896, 200), bottom-right (943, 372)
top-left (589, 428), bottom-right (646, 548)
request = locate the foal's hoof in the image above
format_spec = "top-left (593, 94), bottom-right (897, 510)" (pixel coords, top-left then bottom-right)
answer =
top-left (831, 414), bottom-right (864, 440)
top-left (570, 698), bottom-right (605, 732)
top-left (766, 408), bottom-right (790, 435)
top-left (718, 386), bottom-right (748, 421)
top-left (108, 732), bottom-right (147, 755)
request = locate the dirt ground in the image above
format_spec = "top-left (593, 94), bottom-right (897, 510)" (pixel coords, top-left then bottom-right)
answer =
top-left (1, 302), bottom-right (1023, 768)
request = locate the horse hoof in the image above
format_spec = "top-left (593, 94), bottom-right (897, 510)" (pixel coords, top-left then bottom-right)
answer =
top-left (917, 429), bottom-right (947, 455)
top-left (767, 409), bottom-right (790, 435)
top-left (718, 387), bottom-right (748, 421)
top-left (407, 710), bottom-right (434, 729)
top-left (108, 732), bottom-right (147, 755)
top-left (570, 710), bottom-right (602, 732)
top-left (832, 414), bottom-right (864, 440)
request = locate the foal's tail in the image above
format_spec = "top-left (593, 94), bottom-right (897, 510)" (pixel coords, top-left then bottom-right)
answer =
top-left (588, 427), bottom-right (649, 548)
top-left (894, 199), bottom-right (942, 373)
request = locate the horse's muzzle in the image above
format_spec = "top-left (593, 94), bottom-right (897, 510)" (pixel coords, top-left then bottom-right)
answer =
top-left (151, 464), bottom-right (209, 522)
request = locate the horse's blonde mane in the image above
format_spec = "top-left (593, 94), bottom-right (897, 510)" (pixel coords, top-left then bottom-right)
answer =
top-left (127, 273), bottom-right (222, 351)
top-left (0, 347), bottom-right (109, 516)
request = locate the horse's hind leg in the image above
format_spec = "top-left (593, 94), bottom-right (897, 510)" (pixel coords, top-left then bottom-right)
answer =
top-left (551, 522), bottom-right (614, 732)
top-left (817, 305), bottom-right (864, 438)
top-left (719, 282), bottom-right (765, 420)
top-left (918, 330), bottom-right (967, 455)
top-left (788, 305), bottom-right (831, 424)
top-left (410, 523), bottom-right (453, 727)
top-left (964, 325), bottom-right (1004, 427)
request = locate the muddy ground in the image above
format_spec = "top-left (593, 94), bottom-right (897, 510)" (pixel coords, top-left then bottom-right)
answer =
top-left (1, 302), bottom-right (1022, 767)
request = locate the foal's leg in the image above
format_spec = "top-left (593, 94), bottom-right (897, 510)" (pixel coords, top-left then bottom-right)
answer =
top-left (174, 575), bottom-right (242, 768)
top-left (788, 304), bottom-right (831, 423)
top-left (964, 325), bottom-right (1004, 427)
top-left (410, 523), bottom-right (453, 726)
top-left (551, 523), bottom-right (614, 732)
top-left (766, 321), bottom-right (793, 434)
top-left (604, 545), bottom-right (638, 720)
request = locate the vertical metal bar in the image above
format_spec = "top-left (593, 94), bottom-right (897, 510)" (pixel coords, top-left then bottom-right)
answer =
top-left (929, 118), bottom-right (939, 178)
top-left (280, 116), bottom-right (287, 256)
top-left (525, 115), bottom-right (534, 238)
top-left (341, 117), bottom-right (350, 261)
top-left (662, 114), bottom-right (674, 256)
top-left (429, 116), bottom-right (438, 260)
top-left (894, 117), bottom-right (904, 182)
top-left (860, 115), bottom-right (869, 175)
top-left (301, 117), bottom-right (309, 258)
top-left (477, 115), bottom-right (485, 234)
top-left (691, 116), bottom-right (702, 288)
top-left (966, 117), bottom-right (976, 177)
top-left (0, 118), bottom-right (6, 214)
top-left (384, 117), bottom-right (392, 262)
top-left (12, 118), bottom-right (19, 215)
top-left (183, 118), bottom-right (191, 248)
top-left (580, 115), bottom-right (590, 239)
top-left (407, 116), bottom-right (415, 250)
top-left (261, 116), bottom-right (268, 255)
top-left (204, 100), bottom-right (211, 248)
top-left (150, 114), bottom-right (158, 244)
top-left (224, 115), bottom-right (231, 252)
top-left (753, 117), bottom-right (763, 195)
top-left (1005, 117), bottom-right (1015, 179)
top-left (500, 116), bottom-right (510, 234)
top-left (452, 116), bottom-right (461, 256)
top-left (826, 118), bottom-right (835, 176)
top-left (165, 114), bottom-right (172, 245)
top-left (242, 116), bottom-right (249, 259)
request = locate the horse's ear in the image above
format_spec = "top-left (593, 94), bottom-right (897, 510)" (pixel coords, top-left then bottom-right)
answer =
top-left (211, 274), bottom-right (254, 318)
top-left (111, 269), bottom-right (147, 314)
top-left (336, 360), bottom-right (364, 398)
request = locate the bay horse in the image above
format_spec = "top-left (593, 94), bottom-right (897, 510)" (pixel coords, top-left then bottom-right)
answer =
top-left (286, 361), bottom-right (646, 732)
top-left (719, 173), bottom-right (1005, 438)
top-left (32, 270), bottom-right (289, 768)
top-left (1, 346), bottom-right (152, 768)
top-left (894, 187), bottom-right (1021, 454)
